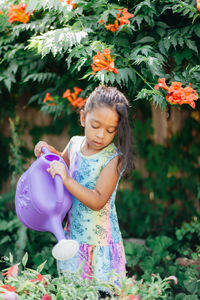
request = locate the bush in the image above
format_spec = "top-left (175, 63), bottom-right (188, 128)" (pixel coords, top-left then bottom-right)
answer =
top-left (0, 254), bottom-right (175, 300)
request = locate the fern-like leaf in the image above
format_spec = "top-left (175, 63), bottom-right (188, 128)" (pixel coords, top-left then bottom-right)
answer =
top-left (27, 27), bottom-right (88, 58)
top-left (23, 72), bottom-right (59, 84)
top-left (172, 1), bottom-right (199, 22)
top-left (136, 88), bottom-right (167, 110)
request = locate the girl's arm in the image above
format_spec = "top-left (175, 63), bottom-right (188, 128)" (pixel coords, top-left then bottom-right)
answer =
top-left (48, 156), bottom-right (121, 211)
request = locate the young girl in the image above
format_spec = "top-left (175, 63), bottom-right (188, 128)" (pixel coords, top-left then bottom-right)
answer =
top-left (34, 85), bottom-right (133, 286)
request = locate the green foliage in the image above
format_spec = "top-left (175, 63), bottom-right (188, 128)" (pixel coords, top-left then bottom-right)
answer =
top-left (117, 116), bottom-right (200, 238)
top-left (0, 254), bottom-right (174, 299)
top-left (27, 27), bottom-right (88, 58)
top-left (1, 0), bottom-right (200, 112)
top-left (125, 226), bottom-right (200, 298)
top-left (1, 2), bottom-right (200, 299)
top-left (8, 117), bottom-right (25, 185)
top-left (0, 131), bottom-right (10, 190)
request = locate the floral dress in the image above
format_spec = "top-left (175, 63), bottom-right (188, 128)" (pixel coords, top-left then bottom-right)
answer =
top-left (57, 136), bottom-right (126, 284)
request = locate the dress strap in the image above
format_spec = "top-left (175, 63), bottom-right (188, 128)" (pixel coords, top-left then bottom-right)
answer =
top-left (103, 152), bottom-right (120, 168)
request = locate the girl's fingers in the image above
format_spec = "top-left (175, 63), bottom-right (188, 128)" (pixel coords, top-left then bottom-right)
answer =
top-left (47, 161), bottom-right (66, 180)
top-left (47, 168), bottom-right (55, 178)
top-left (34, 141), bottom-right (48, 157)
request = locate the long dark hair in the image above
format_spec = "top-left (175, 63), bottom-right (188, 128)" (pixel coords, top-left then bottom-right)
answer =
top-left (83, 85), bottom-right (134, 176)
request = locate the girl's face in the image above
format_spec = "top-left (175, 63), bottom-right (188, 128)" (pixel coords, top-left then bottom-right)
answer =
top-left (80, 105), bottom-right (119, 152)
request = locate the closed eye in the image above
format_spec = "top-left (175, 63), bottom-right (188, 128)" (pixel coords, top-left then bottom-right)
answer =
top-left (91, 125), bottom-right (99, 129)
top-left (107, 128), bottom-right (117, 134)
top-left (91, 123), bottom-right (117, 133)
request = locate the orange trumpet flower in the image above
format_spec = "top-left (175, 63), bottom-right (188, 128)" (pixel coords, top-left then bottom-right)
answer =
top-left (154, 78), bottom-right (169, 91)
top-left (154, 78), bottom-right (199, 109)
top-left (62, 87), bottom-right (86, 108)
top-left (100, 7), bottom-right (134, 32)
top-left (8, 2), bottom-right (31, 24)
top-left (105, 20), bottom-right (119, 32)
top-left (43, 93), bottom-right (56, 106)
top-left (91, 49), bottom-right (118, 74)
top-left (196, 0), bottom-right (200, 11)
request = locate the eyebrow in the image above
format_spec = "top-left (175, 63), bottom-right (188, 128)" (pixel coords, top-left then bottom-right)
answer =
top-left (91, 119), bottom-right (118, 128)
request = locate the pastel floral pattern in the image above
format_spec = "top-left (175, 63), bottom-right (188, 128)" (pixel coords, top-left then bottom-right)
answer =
top-left (58, 136), bottom-right (126, 283)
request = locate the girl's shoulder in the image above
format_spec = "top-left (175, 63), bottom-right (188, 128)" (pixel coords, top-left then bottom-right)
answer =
top-left (102, 143), bottom-right (121, 167)
top-left (69, 136), bottom-right (84, 146)
top-left (67, 136), bottom-right (84, 157)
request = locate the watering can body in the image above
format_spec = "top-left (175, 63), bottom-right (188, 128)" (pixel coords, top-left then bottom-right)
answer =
top-left (15, 148), bottom-right (79, 260)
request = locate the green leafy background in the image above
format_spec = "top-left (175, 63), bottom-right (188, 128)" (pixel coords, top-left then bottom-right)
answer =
top-left (1, 0), bottom-right (200, 298)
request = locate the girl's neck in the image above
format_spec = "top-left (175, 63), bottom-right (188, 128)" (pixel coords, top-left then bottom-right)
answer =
top-left (80, 137), bottom-right (111, 157)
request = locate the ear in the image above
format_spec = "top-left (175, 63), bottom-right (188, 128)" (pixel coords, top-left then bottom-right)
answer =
top-left (80, 110), bottom-right (85, 127)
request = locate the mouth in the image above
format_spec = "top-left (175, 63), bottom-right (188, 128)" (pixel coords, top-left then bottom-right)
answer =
top-left (93, 141), bottom-right (103, 146)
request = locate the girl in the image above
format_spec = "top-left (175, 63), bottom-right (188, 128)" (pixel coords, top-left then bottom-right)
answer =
top-left (34, 85), bottom-right (133, 287)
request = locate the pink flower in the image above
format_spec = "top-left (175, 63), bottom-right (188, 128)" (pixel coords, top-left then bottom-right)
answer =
top-left (129, 295), bottom-right (141, 300)
top-left (41, 294), bottom-right (51, 300)
top-left (2, 265), bottom-right (18, 279)
top-left (166, 275), bottom-right (178, 285)
top-left (3, 292), bottom-right (18, 300)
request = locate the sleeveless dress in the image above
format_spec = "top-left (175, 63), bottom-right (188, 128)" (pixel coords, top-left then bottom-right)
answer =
top-left (57, 136), bottom-right (126, 284)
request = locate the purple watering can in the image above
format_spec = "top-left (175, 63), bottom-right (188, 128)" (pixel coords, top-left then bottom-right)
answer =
top-left (15, 147), bottom-right (79, 261)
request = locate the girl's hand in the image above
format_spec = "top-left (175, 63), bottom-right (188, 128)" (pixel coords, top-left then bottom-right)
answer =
top-left (34, 141), bottom-right (49, 157)
top-left (47, 160), bottom-right (69, 182)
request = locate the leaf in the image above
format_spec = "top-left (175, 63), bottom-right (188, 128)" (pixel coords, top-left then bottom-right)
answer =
top-left (191, 252), bottom-right (198, 261)
top-left (194, 26), bottom-right (200, 38)
top-left (15, 225), bottom-right (28, 261)
top-left (107, 72), bottom-right (116, 85)
top-left (185, 39), bottom-right (198, 53)
top-left (183, 279), bottom-right (198, 294)
top-left (158, 40), bottom-right (167, 55)
top-left (24, 72), bottom-right (58, 84)
top-left (163, 37), bottom-right (171, 52)
top-left (134, 15), bottom-right (143, 29)
top-left (0, 236), bottom-right (10, 245)
top-left (118, 68), bottom-right (129, 86)
top-left (28, 27), bottom-right (88, 58)
top-left (135, 36), bottom-right (155, 44)
top-left (26, 0), bottom-right (41, 12)
top-left (4, 78), bottom-right (12, 92)
top-left (175, 294), bottom-right (188, 300)
top-left (173, 48), bottom-right (193, 65)
top-left (9, 252), bottom-right (13, 265)
top-left (189, 65), bottom-right (200, 75)
top-left (22, 252), bottom-right (28, 267)
top-left (37, 260), bottom-right (47, 273)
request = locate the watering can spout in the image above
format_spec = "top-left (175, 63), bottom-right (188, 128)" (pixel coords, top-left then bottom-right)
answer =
top-left (49, 216), bottom-right (66, 241)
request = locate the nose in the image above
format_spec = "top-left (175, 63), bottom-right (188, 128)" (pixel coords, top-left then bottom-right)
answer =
top-left (96, 128), bottom-right (104, 139)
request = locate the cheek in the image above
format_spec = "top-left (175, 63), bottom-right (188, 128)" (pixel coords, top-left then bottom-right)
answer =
top-left (107, 133), bottom-right (116, 141)
top-left (85, 124), bottom-right (93, 136)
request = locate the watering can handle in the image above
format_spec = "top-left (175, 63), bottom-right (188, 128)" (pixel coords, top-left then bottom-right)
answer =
top-left (42, 146), bottom-right (64, 204)
top-left (42, 146), bottom-right (51, 154)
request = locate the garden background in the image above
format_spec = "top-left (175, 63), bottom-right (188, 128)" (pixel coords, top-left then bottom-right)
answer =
top-left (0, 0), bottom-right (200, 298)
